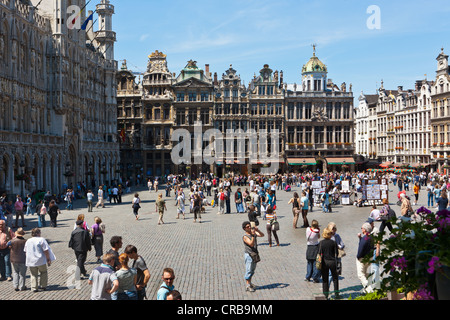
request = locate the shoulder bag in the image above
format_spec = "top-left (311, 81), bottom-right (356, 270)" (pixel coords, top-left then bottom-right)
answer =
top-left (315, 242), bottom-right (323, 270)
top-left (271, 219), bottom-right (280, 231)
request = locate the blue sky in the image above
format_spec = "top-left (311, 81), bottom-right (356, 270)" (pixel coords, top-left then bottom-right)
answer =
top-left (87, 0), bottom-right (450, 99)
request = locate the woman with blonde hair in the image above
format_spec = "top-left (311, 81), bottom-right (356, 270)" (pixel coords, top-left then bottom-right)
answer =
top-left (114, 253), bottom-right (137, 300)
top-left (325, 222), bottom-right (345, 284)
top-left (318, 227), bottom-right (339, 299)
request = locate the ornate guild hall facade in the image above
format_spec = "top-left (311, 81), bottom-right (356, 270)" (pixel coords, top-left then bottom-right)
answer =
top-left (117, 48), bottom-right (355, 178)
top-left (0, 0), bottom-right (119, 196)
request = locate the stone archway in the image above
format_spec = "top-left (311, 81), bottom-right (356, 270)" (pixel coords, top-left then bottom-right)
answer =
top-left (315, 156), bottom-right (328, 174)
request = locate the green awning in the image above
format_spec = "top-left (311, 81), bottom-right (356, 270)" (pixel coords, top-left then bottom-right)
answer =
top-left (327, 157), bottom-right (355, 165)
top-left (287, 158), bottom-right (317, 166)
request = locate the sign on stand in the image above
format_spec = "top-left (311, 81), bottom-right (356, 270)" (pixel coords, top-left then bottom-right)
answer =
top-left (361, 178), bottom-right (389, 206)
top-left (312, 180), bottom-right (326, 207)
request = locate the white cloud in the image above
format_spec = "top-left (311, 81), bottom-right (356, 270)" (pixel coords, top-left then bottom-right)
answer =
top-left (139, 34), bottom-right (150, 42)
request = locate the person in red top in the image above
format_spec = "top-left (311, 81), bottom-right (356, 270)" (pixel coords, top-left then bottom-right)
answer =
top-left (14, 196), bottom-right (26, 228)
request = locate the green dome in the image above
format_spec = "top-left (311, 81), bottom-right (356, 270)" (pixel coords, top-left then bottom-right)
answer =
top-left (302, 53), bottom-right (327, 74)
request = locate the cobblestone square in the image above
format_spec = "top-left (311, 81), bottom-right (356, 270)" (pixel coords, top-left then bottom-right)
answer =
top-left (0, 182), bottom-right (423, 301)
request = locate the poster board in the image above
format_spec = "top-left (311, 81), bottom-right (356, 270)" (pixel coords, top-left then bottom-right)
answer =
top-left (362, 178), bottom-right (389, 204)
top-left (341, 180), bottom-right (350, 193)
top-left (312, 180), bottom-right (325, 206)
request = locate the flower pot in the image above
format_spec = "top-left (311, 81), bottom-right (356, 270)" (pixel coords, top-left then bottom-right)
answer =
top-left (387, 291), bottom-right (405, 300)
top-left (436, 266), bottom-right (450, 300)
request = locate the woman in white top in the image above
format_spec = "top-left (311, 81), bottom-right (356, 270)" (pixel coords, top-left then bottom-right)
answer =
top-left (95, 186), bottom-right (105, 209)
top-left (305, 220), bottom-right (321, 283)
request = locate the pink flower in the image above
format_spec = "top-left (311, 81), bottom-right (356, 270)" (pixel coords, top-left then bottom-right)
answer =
top-left (427, 256), bottom-right (442, 274)
top-left (413, 284), bottom-right (435, 300)
top-left (390, 257), bottom-right (408, 272)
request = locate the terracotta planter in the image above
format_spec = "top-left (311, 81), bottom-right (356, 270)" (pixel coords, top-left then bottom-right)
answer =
top-left (436, 266), bottom-right (450, 300)
top-left (387, 291), bottom-right (405, 300)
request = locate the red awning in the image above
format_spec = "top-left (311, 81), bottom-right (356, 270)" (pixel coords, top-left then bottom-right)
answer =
top-left (379, 161), bottom-right (393, 168)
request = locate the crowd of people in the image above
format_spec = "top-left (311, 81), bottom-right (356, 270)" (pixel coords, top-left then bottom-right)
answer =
top-left (0, 169), bottom-right (449, 300)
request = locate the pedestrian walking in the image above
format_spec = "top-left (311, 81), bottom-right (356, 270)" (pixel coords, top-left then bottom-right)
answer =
top-left (426, 182), bottom-right (435, 207)
top-left (192, 193), bottom-right (202, 223)
top-left (69, 220), bottom-right (92, 279)
top-left (95, 186), bottom-right (105, 209)
top-left (175, 191), bottom-right (185, 220)
top-left (413, 182), bottom-right (420, 206)
top-left (47, 200), bottom-right (61, 228)
top-left (378, 198), bottom-right (395, 234)
top-left (65, 189), bottom-right (74, 210)
top-left (91, 217), bottom-right (105, 263)
top-left (288, 192), bottom-right (301, 229)
top-left (132, 193), bottom-right (141, 220)
top-left (88, 253), bottom-right (119, 300)
top-left (14, 195), bottom-right (26, 228)
top-left (265, 207), bottom-right (279, 247)
top-left (156, 193), bottom-right (167, 225)
top-left (24, 228), bottom-right (56, 292)
top-left (10, 228), bottom-right (27, 291)
top-left (25, 195), bottom-right (33, 216)
top-left (86, 190), bottom-right (94, 212)
top-left (217, 188), bottom-right (226, 214)
top-left (242, 221), bottom-right (264, 292)
top-left (305, 220), bottom-right (321, 283)
top-left (36, 200), bottom-right (47, 228)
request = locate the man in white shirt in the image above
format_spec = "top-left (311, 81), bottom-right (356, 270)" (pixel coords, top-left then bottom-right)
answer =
top-left (24, 228), bottom-right (55, 292)
top-left (112, 186), bottom-right (119, 204)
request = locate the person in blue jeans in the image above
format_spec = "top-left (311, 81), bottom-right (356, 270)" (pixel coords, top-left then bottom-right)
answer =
top-left (305, 220), bottom-right (321, 283)
top-left (36, 200), bottom-right (46, 228)
top-left (434, 185), bottom-right (442, 204)
top-left (427, 182), bottom-right (435, 207)
top-left (242, 221), bottom-right (264, 292)
top-left (25, 195), bottom-right (33, 216)
top-left (321, 190), bottom-right (330, 213)
top-left (0, 220), bottom-right (14, 281)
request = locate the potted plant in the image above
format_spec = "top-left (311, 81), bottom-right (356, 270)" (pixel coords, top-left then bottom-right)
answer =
top-left (369, 207), bottom-right (450, 300)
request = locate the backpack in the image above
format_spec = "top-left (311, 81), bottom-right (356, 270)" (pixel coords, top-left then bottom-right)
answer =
top-left (219, 192), bottom-right (225, 201)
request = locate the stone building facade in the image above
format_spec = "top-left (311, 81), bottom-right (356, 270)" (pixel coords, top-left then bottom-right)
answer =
top-left (117, 49), bottom-right (355, 178)
top-left (0, 0), bottom-right (119, 197)
top-left (430, 49), bottom-right (450, 172)
top-left (285, 50), bottom-right (355, 173)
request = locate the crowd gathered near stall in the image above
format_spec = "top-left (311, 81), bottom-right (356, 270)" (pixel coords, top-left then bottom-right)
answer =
top-left (0, 169), bottom-right (449, 300)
